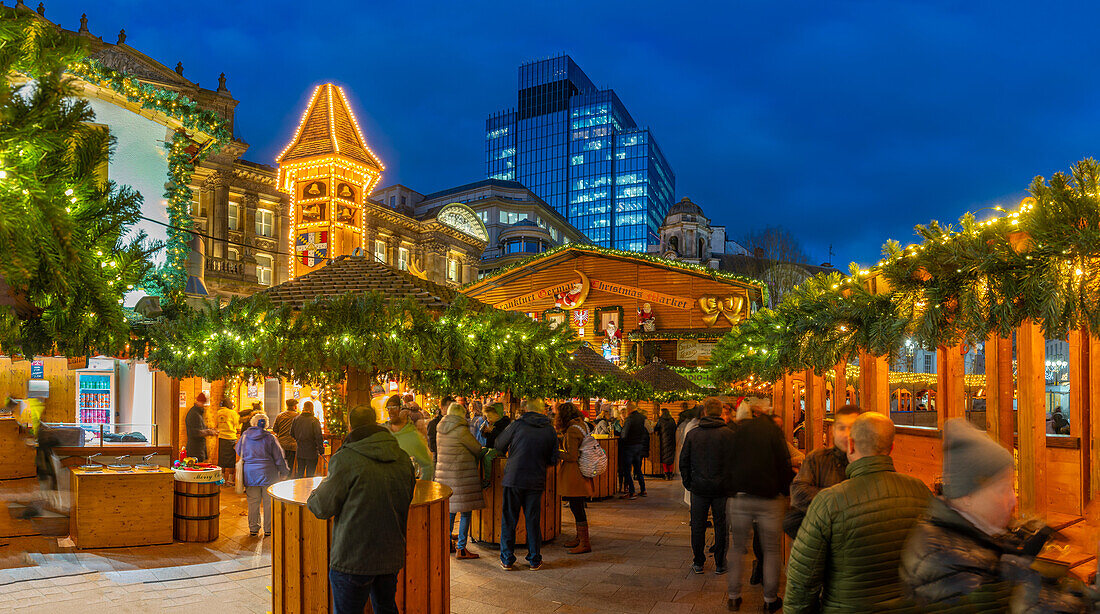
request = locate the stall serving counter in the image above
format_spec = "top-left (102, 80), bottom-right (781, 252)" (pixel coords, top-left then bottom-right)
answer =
top-left (469, 455), bottom-right (559, 545)
top-left (270, 478), bottom-right (452, 614)
top-left (0, 416), bottom-right (35, 479)
top-left (69, 465), bottom-right (174, 548)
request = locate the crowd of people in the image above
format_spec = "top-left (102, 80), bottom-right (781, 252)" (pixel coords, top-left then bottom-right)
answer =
top-left (185, 387), bottom-right (1100, 613)
top-left (679, 398), bottom-right (1099, 613)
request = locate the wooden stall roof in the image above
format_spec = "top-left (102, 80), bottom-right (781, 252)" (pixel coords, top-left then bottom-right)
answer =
top-left (632, 362), bottom-right (701, 393)
top-left (465, 244), bottom-right (765, 299)
top-left (570, 345), bottom-right (630, 380)
top-left (258, 255), bottom-right (483, 310)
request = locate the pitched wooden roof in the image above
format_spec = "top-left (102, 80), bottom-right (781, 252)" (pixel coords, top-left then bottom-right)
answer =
top-left (569, 344), bottom-right (630, 379)
top-left (277, 83), bottom-right (383, 170)
top-left (258, 255), bottom-right (476, 310)
top-left (633, 362), bottom-right (702, 393)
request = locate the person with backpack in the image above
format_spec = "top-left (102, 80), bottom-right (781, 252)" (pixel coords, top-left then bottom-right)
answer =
top-left (555, 402), bottom-right (595, 554)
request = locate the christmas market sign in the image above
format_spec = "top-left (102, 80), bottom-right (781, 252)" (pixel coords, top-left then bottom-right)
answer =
top-left (497, 271), bottom-right (591, 311)
top-left (495, 273), bottom-right (693, 311)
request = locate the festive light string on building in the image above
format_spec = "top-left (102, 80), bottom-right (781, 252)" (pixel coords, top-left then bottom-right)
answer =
top-left (709, 158), bottom-right (1100, 388)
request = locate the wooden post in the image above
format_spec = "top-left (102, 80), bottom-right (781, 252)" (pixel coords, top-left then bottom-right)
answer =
top-left (782, 373), bottom-right (795, 440)
top-left (834, 361), bottom-right (847, 409)
top-left (1089, 333), bottom-right (1100, 503)
top-left (1068, 328), bottom-right (1090, 511)
top-left (771, 378), bottom-right (785, 422)
top-left (859, 352), bottom-right (890, 414)
top-left (936, 345), bottom-right (966, 429)
top-left (1016, 319), bottom-right (1047, 515)
top-left (804, 369), bottom-right (826, 451)
top-left (170, 378), bottom-right (180, 457)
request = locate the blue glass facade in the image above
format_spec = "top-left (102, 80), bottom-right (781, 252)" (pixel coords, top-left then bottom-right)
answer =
top-left (486, 55), bottom-right (675, 251)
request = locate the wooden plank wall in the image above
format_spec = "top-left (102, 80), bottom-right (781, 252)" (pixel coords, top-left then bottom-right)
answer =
top-left (464, 253), bottom-right (759, 364)
top-left (0, 357), bottom-right (76, 423)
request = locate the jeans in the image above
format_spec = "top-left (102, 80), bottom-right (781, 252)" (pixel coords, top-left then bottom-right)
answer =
top-left (329, 569), bottom-right (398, 614)
top-left (245, 485), bottom-right (272, 534)
top-left (500, 487), bottom-right (543, 566)
top-left (295, 457), bottom-right (317, 478)
top-left (727, 494), bottom-right (783, 602)
top-left (450, 511), bottom-right (471, 550)
top-left (689, 492), bottom-right (728, 567)
top-left (621, 444), bottom-right (646, 495)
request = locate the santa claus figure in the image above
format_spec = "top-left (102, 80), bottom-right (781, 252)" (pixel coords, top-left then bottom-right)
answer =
top-left (555, 281), bottom-right (585, 309)
top-left (638, 302), bottom-right (656, 332)
top-left (602, 320), bottom-right (622, 362)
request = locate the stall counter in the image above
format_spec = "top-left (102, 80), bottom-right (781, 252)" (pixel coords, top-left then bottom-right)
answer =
top-left (69, 466), bottom-right (174, 549)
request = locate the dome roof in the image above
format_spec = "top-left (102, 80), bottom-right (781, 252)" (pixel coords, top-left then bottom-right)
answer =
top-left (664, 197), bottom-right (705, 223)
top-left (510, 219), bottom-right (539, 228)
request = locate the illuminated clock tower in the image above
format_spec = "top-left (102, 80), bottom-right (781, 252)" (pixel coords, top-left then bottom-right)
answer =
top-left (277, 83), bottom-right (384, 279)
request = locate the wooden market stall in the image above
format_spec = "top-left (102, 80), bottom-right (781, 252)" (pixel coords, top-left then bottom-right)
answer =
top-left (270, 478), bottom-right (452, 614)
top-left (462, 244), bottom-right (765, 370)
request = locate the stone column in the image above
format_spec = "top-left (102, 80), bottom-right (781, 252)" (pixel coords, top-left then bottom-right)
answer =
top-left (204, 172), bottom-right (229, 259)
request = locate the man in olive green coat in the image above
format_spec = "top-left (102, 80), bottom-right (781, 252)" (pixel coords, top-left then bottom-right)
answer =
top-left (784, 412), bottom-right (931, 614)
top-left (307, 405), bottom-right (415, 614)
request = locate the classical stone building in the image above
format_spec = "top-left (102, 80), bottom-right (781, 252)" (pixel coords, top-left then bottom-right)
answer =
top-left (374, 179), bottom-right (589, 278)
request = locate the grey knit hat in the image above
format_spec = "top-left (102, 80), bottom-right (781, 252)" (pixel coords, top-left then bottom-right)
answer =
top-left (942, 418), bottom-right (1014, 499)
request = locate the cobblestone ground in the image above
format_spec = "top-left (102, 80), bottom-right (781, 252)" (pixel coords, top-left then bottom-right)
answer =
top-left (0, 479), bottom-right (778, 613)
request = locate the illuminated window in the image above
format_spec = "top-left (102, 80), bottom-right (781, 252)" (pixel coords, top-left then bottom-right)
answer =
top-left (256, 254), bottom-right (273, 286)
top-left (447, 258), bottom-right (460, 283)
top-left (398, 247), bottom-right (409, 271)
top-left (228, 200), bottom-right (240, 231)
top-left (255, 209), bottom-right (274, 237)
top-left (190, 198), bottom-right (207, 217)
top-left (374, 240), bottom-right (387, 264)
top-left (500, 211), bottom-right (524, 225)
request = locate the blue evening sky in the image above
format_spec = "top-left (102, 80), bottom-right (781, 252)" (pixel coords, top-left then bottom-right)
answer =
top-left (42, 1), bottom-right (1100, 267)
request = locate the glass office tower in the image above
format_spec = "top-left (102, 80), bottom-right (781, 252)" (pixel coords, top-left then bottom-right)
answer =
top-left (486, 55), bottom-right (674, 251)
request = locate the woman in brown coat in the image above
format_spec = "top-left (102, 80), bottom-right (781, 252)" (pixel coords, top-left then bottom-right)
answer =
top-left (555, 402), bottom-right (594, 554)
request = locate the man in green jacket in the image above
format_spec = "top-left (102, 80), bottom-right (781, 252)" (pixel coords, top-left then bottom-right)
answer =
top-left (785, 412), bottom-right (931, 614)
top-left (307, 405), bottom-right (415, 614)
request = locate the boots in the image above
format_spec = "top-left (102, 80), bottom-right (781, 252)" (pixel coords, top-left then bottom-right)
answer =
top-left (562, 526), bottom-right (580, 549)
top-left (567, 522), bottom-right (591, 554)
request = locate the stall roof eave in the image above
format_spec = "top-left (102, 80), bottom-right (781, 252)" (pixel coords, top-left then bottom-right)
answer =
top-left (569, 344), bottom-right (631, 380)
top-left (256, 255), bottom-right (486, 311)
top-left (632, 362), bottom-right (702, 393)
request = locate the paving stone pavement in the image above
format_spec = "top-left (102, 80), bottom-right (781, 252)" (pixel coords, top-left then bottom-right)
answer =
top-left (0, 479), bottom-right (782, 613)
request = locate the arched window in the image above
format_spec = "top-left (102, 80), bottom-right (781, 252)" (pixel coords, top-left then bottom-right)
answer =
top-left (668, 236), bottom-right (679, 253)
top-left (698, 238), bottom-right (706, 258)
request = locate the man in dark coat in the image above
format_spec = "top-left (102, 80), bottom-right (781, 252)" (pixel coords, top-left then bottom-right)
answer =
top-left (618, 401), bottom-right (649, 499)
top-left (184, 392), bottom-right (215, 462)
top-left (495, 398), bottom-right (560, 571)
top-left (785, 412), bottom-right (931, 613)
top-left (290, 401), bottom-right (325, 478)
top-left (901, 418), bottom-right (1092, 612)
top-left (308, 404), bottom-right (415, 614)
top-left (680, 397), bottom-right (734, 575)
top-left (783, 404), bottom-right (860, 538)
top-left (725, 402), bottom-right (794, 613)
top-left (481, 402), bottom-right (511, 449)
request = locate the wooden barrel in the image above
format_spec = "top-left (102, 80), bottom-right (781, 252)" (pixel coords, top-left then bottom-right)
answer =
top-left (591, 436), bottom-right (619, 499)
top-left (173, 480), bottom-right (220, 542)
top-left (270, 478), bottom-right (452, 614)
top-left (469, 456), bottom-right (560, 545)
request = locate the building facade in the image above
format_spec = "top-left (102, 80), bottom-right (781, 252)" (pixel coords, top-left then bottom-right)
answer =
top-left (65, 18), bottom-right (292, 299)
top-left (374, 179), bottom-right (588, 278)
top-left (485, 55), bottom-right (675, 252)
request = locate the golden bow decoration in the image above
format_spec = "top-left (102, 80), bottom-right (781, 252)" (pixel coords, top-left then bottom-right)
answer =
top-left (699, 295), bottom-right (745, 327)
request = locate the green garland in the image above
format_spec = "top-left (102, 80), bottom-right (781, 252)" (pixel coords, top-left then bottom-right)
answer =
top-left (626, 329), bottom-right (729, 341)
top-left (709, 158), bottom-right (1100, 387)
top-left (68, 59), bottom-right (231, 300)
top-left (463, 243), bottom-right (768, 304)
